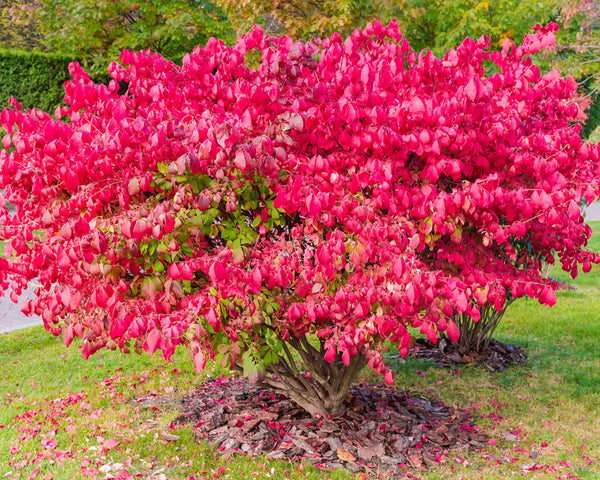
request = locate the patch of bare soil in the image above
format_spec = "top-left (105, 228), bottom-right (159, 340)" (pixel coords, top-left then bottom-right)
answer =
top-left (174, 377), bottom-right (489, 475)
top-left (409, 337), bottom-right (527, 372)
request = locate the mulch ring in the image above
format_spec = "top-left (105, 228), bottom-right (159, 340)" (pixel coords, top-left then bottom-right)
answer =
top-left (174, 377), bottom-right (488, 475)
top-left (408, 337), bottom-right (527, 372)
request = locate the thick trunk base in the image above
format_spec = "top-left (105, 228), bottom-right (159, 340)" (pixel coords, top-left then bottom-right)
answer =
top-left (262, 353), bottom-right (367, 416)
top-left (250, 335), bottom-right (368, 417)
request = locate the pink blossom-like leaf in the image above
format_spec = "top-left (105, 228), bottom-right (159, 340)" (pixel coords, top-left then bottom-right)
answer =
top-left (446, 320), bottom-right (460, 343)
top-left (101, 438), bottom-right (120, 450)
top-left (144, 329), bottom-right (161, 356)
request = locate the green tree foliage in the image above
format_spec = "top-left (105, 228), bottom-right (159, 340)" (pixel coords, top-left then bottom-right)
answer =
top-left (579, 93), bottom-right (600, 139)
top-left (541, 1), bottom-right (600, 137)
top-left (14, 0), bottom-right (234, 76)
top-left (553, 0), bottom-right (600, 94)
top-left (0, 0), bottom-right (43, 50)
top-left (216, 0), bottom-right (380, 39)
top-left (217, 0), bottom-right (558, 52)
top-left (387, 0), bottom-right (559, 55)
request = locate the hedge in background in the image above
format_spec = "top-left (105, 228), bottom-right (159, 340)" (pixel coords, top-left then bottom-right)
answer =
top-left (582, 94), bottom-right (600, 140)
top-left (0, 49), bottom-right (73, 112)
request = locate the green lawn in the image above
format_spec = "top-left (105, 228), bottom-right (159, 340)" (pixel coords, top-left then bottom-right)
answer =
top-left (1, 225), bottom-right (600, 479)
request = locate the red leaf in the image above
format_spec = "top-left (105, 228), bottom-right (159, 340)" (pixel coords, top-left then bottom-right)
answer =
top-left (342, 350), bottom-right (350, 366)
top-left (115, 469), bottom-right (134, 480)
top-left (324, 345), bottom-right (336, 363)
top-left (410, 97), bottom-right (425, 114)
top-left (455, 292), bottom-right (468, 312)
top-left (234, 150), bottom-right (248, 171)
top-left (194, 351), bottom-right (207, 372)
top-left (127, 178), bottom-right (140, 196)
top-left (544, 287), bottom-right (557, 306)
top-left (446, 320), bottom-right (460, 343)
top-left (57, 249), bottom-right (71, 270)
top-left (168, 263), bottom-right (181, 280)
top-left (179, 263), bottom-right (194, 281)
top-left (209, 261), bottom-right (226, 282)
top-left (101, 438), bottom-right (120, 450)
top-left (144, 329), bottom-right (161, 355)
top-left (42, 438), bottom-right (58, 450)
top-left (567, 200), bottom-right (580, 221)
top-left (63, 325), bottom-right (74, 347)
top-left (60, 287), bottom-right (72, 308)
top-left (74, 218), bottom-right (90, 235)
top-left (465, 78), bottom-right (477, 101)
top-left (307, 193), bottom-right (322, 217)
top-left (289, 114), bottom-right (304, 131)
top-left (406, 284), bottom-right (415, 304)
top-left (250, 267), bottom-right (262, 290)
top-left (163, 214), bottom-right (175, 234)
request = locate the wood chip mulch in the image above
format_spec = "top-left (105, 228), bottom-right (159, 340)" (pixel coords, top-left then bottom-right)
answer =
top-left (409, 337), bottom-right (527, 371)
top-left (174, 377), bottom-right (489, 475)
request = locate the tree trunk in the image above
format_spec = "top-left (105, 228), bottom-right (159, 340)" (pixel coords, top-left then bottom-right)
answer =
top-left (453, 300), bottom-right (514, 352)
top-left (254, 334), bottom-right (368, 417)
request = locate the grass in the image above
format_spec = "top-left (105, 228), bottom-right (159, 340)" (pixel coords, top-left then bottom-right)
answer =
top-left (2, 226), bottom-right (600, 479)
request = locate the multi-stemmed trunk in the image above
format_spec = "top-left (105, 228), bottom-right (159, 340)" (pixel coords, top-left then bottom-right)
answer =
top-left (453, 300), bottom-right (514, 352)
top-left (249, 334), bottom-right (368, 417)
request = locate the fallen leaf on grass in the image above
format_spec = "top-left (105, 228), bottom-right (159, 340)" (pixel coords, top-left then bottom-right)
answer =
top-left (100, 438), bottom-right (120, 450)
top-left (115, 470), bottom-right (134, 480)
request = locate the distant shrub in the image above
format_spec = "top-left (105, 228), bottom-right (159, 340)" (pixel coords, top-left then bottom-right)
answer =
top-left (0, 49), bottom-right (73, 112)
top-left (582, 94), bottom-right (600, 141)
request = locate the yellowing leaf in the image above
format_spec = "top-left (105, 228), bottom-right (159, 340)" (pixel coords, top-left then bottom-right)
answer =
top-left (336, 448), bottom-right (356, 462)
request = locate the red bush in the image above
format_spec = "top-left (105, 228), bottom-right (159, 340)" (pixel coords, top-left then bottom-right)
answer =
top-left (1, 20), bottom-right (599, 414)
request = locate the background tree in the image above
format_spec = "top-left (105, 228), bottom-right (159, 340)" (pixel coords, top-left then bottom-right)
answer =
top-left (554, 0), bottom-right (600, 93)
top-left (551, 0), bottom-right (600, 138)
top-left (0, 0), bottom-right (43, 50)
top-left (387, 0), bottom-right (559, 54)
top-left (216, 0), bottom-right (381, 39)
top-left (11, 0), bottom-right (234, 77)
top-left (217, 0), bottom-right (559, 52)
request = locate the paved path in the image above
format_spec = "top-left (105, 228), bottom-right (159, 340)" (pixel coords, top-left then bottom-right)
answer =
top-left (584, 202), bottom-right (600, 223)
top-left (2, 203), bottom-right (600, 334)
top-left (0, 286), bottom-right (41, 334)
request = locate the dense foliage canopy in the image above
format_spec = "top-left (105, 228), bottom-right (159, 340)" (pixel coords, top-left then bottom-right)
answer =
top-left (1, 21), bottom-right (599, 414)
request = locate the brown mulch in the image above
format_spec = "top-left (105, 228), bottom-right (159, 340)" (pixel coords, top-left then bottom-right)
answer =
top-left (409, 337), bottom-right (527, 372)
top-left (174, 377), bottom-right (489, 475)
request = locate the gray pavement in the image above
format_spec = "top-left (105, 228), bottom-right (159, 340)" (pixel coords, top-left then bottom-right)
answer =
top-left (2, 203), bottom-right (600, 335)
top-left (584, 202), bottom-right (600, 222)
top-left (0, 286), bottom-right (41, 334)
